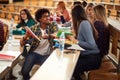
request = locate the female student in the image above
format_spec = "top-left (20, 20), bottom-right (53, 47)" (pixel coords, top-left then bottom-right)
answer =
top-left (16, 9), bottom-right (36, 33)
top-left (55, 1), bottom-right (71, 23)
top-left (93, 5), bottom-right (110, 57)
top-left (68, 5), bottom-right (102, 80)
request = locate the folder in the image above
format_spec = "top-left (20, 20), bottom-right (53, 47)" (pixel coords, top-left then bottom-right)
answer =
top-left (0, 54), bottom-right (15, 61)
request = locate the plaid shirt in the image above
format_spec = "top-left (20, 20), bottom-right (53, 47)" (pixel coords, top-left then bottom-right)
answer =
top-left (0, 21), bottom-right (4, 44)
top-left (26, 22), bottom-right (58, 52)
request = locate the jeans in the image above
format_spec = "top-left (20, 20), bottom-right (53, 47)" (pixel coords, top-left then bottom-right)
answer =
top-left (21, 52), bottom-right (49, 80)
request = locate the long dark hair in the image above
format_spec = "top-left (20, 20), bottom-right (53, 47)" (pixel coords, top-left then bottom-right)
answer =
top-left (20, 9), bottom-right (35, 23)
top-left (71, 5), bottom-right (98, 39)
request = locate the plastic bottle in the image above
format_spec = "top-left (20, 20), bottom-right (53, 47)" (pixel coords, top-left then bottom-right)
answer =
top-left (9, 18), bottom-right (14, 40)
top-left (59, 32), bottom-right (65, 54)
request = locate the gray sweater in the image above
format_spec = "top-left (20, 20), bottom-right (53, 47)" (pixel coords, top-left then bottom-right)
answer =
top-left (77, 20), bottom-right (99, 55)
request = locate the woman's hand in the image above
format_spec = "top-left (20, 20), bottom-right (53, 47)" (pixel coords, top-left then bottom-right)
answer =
top-left (66, 35), bottom-right (78, 44)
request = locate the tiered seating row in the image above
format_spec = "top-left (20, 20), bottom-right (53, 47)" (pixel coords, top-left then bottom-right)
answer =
top-left (0, 4), bottom-right (55, 23)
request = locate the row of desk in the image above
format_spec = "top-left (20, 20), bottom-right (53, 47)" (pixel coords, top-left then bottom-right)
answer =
top-left (31, 18), bottom-right (120, 80)
top-left (0, 18), bottom-right (120, 80)
top-left (0, 18), bottom-right (23, 79)
top-left (0, 35), bottom-right (23, 80)
top-left (0, 18), bottom-right (82, 80)
top-left (30, 49), bottom-right (81, 80)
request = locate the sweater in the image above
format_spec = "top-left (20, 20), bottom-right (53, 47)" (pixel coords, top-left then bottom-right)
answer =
top-left (77, 20), bottom-right (99, 55)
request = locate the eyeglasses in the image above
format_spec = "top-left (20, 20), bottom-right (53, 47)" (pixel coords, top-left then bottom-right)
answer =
top-left (21, 13), bottom-right (26, 15)
top-left (42, 15), bottom-right (50, 18)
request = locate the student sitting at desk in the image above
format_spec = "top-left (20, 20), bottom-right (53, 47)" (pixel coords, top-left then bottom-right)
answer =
top-left (93, 5), bottom-right (110, 57)
top-left (54, 1), bottom-right (71, 23)
top-left (20, 8), bottom-right (58, 80)
top-left (15, 9), bottom-right (36, 34)
top-left (67, 5), bottom-right (102, 80)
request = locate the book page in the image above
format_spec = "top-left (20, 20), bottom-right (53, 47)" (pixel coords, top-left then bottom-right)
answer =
top-left (25, 27), bottom-right (40, 41)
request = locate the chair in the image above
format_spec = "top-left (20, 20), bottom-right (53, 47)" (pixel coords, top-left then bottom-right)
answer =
top-left (6, 13), bottom-right (13, 20)
top-left (3, 23), bottom-right (9, 44)
top-left (0, 12), bottom-right (6, 18)
top-left (0, 22), bottom-right (4, 50)
top-left (88, 24), bottom-right (120, 80)
top-left (0, 22), bottom-right (8, 50)
top-left (13, 14), bottom-right (20, 23)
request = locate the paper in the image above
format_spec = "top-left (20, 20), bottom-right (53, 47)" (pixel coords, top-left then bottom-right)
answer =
top-left (25, 27), bottom-right (40, 41)
top-left (0, 54), bottom-right (15, 61)
top-left (67, 44), bottom-right (85, 51)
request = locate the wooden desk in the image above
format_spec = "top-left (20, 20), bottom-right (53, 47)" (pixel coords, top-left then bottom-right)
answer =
top-left (108, 18), bottom-right (120, 72)
top-left (0, 35), bottom-right (22, 80)
top-left (30, 49), bottom-right (80, 80)
top-left (108, 18), bottom-right (120, 31)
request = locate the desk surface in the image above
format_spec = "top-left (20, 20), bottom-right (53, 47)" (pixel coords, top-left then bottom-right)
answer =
top-left (0, 35), bottom-right (22, 79)
top-left (108, 18), bottom-right (120, 31)
top-left (31, 49), bottom-right (80, 80)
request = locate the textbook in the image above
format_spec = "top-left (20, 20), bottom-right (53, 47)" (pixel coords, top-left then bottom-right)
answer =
top-left (0, 54), bottom-right (15, 61)
top-left (25, 27), bottom-right (40, 41)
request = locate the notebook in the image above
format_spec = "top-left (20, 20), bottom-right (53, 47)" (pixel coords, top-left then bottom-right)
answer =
top-left (0, 54), bottom-right (15, 61)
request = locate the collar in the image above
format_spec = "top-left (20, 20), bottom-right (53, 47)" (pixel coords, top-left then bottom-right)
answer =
top-left (24, 19), bottom-right (28, 23)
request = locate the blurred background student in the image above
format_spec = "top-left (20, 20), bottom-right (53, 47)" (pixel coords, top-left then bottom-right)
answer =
top-left (82, 0), bottom-right (87, 9)
top-left (86, 3), bottom-right (95, 23)
top-left (93, 5), bottom-right (110, 57)
top-left (16, 9), bottom-right (36, 34)
top-left (67, 5), bottom-right (101, 80)
top-left (54, 1), bottom-right (71, 23)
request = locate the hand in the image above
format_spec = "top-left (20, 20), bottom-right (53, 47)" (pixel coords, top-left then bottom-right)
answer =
top-left (66, 35), bottom-right (78, 44)
top-left (20, 35), bottom-right (28, 46)
top-left (56, 10), bottom-right (62, 16)
top-left (20, 38), bottom-right (25, 46)
top-left (42, 34), bottom-right (49, 39)
top-left (50, 32), bottom-right (57, 38)
top-left (26, 30), bottom-right (32, 37)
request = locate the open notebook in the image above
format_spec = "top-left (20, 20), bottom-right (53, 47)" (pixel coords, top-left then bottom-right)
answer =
top-left (67, 44), bottom-right (85, 51)
top-left (0, 54), bottom-right (15, 61)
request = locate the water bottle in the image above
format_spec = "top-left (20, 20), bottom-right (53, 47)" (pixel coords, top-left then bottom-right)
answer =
top-left (59, 32), bottom-right (65, 54)
top-left (9, 18), bottom-right (14, 40)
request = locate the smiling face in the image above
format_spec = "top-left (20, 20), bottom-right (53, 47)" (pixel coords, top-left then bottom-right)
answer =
top-left (20, 11), bottom-right (28, 20)
top-left (39, 13), bottom-right (50, 25)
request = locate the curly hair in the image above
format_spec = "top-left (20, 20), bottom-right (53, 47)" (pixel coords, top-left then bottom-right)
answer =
top-left (35, 8), bottom-right (50, 22)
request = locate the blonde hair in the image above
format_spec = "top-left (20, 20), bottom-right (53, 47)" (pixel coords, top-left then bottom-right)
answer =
top-left (94, 5), bottom-right (108, 27)
top-left (58, 1), bottom-right (66, 10)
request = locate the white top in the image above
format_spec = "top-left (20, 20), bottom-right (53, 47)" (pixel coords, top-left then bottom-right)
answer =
top-left (34, 28), bottom-right (50, 55)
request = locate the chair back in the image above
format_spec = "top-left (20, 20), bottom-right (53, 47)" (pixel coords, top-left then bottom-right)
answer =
top-left (3, 23), bottom-right (9, 43)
